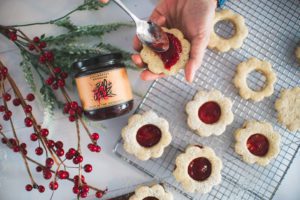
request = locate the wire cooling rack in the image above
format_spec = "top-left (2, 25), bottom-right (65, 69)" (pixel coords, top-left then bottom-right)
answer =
top-left (114, 0), bottom-right (300, 199)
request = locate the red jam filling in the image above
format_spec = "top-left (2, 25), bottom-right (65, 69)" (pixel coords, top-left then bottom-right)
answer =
top-left (136, 124), bottom-right (162, 148)
top-left (188, 157), bottom-right (212, 181)
top-left (156, 33), bottom-right (182, 70)
top-left (198, 101), bottom-right (221, 124)
top-left (247, 133), bottom-right (269, 157)
top-left (143, 197), bottom-right (159, 200)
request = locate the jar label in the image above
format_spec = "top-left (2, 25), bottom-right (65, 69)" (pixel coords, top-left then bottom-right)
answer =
top-left (75, 68), bottom-right (133, 111)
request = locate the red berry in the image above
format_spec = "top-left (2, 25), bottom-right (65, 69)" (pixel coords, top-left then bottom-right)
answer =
top-left (63, 103), bottom-right (70, 114)
top-left (56, 148), bottom-right (64, 157)
top-left (70, 102), bottom-right (78, 110)
top-left (91, 133), bottom-right (99, 141)
top-left (95, 191), bottom-right (103, 198)
top-left (73, 186), bottom-right (80, 194)
top-left (33, 37), bottom-right (40, 43)
top-left (45, 76), bottom-right (54, 85)
top-left (58, 170), bottom-right (69, 179)
top-left (81, 185), bottom-right (89, 193)
top-left (8, 138), bottom-right (17, 146)
top-left (46, 158), bottom-right (54, 167)
top-left (60, 72), bottom-right (68, 79)
top-left (36, 166), bottom-right (43, 172)
top-left (0, 105), bottom-right (5, 112)
top-left (68, 148), bottom-right (76, 156)
top-left (26, 93), bottom-right (35, 101)
top-left (39, 55), bottom-right (46, 63)
top-left (69, 115), bottom-right (76, 122)
top-left (28, 44), bottom-right (35, 51)
top-left (13, 98), bottom-right (21, 106)
top-left (88, 143), bottom-right (95, 152)
top-left (43, 169), bottom-right (52, 180)
top-left (95, 145), bottom-right (101, 153)
top-left (5, 110), bottom-right (12, 117)
top-left (24, 105), bottom-right (32, 113)
top-left (68, 109), bottom-right (76, 116)
top-left (38, 41), bottom-right (47, 49)
top-left (13, 146), bottom-right (20, 152)
top-left (47, 140), bottom-right (55, 148)
top-left (80, 192), bottom-right (88, 198)
top-left (22, 149), bottom-right (28, 155)
top-left (53, 67), bottom-right (61, 74)
top-left (77, 155), bottom-right (83, 163)
top-left (77, 107), bottom-right (83, 116)
top-left (1, 138), bottom-right (8, 144)
top-left (55, 141), bottom-right (63, 149)
top-left (65, 152), bottom-right (73, 160)
top-left (40, 128), bottom-right (49, 137)
top-left (3, 93), bottom-right (11, 101)
top-left (1, 67), bottom-right (8, 76)
top-left (52, 83), bottom-right (58, 90)
top-left (9, 32), bottom-right (17, 41)
top-left (1, 114), bottom-right (7, 120)
top-left (30, 133), bottom-right (38, 141)
top-left (25, 184), bottom-right (33, 191)
top-left (44, 51), bottom-right (54, 62)
top-left (20, 143), bottom-right (27, 149)
top-left (35, 147), bottom-right (43, 155)
top-left (57, 79), bottom-right (65, 87)
top-left (84, 164), bottom-right (92, 173)
top-left (49, 181), bottom-right (58, 190)
top-left (24, 117), bottom-right (33, 127)
top-left (38, 185), bottom-right (45, 193)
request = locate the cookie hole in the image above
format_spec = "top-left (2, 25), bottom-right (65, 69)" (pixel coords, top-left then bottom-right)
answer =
top-left (214, 20), bottom-right (236, 39)
top-left (246, 70), bottom-right (266, 91)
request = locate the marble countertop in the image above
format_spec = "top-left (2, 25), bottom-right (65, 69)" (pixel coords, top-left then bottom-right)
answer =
top-left (0, 0), bottom-right (299, 199)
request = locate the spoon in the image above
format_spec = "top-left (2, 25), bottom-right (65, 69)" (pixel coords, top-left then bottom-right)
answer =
top-left (113, 0), bottom-right (169, 52)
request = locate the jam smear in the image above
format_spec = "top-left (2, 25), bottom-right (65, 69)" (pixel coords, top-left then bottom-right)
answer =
top-left (143, 197), bottom-right (159, 200)
top-left (136, 124), bottom-right (162, 148)
top-left (247, 133), bottom-right (269, 157)
top-left (156, 33), bottom-right (182, 70)
top-left (198, 101), bottom-right (221, 124)
top-left (188, 157), bottom-right (212, 181)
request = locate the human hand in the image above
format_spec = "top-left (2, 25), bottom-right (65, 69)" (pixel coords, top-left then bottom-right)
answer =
top-left (99, 0), bottom-right (217, 82)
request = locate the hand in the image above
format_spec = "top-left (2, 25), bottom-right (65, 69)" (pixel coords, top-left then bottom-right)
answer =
top-left (99, 0), bottom-right (217, 82)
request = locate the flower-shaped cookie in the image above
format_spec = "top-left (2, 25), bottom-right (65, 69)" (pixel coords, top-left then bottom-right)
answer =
top-left (275, 87), bottom-right (300, 132)
top-left (129, 184), bottom-right (173, 200)
top-left (234, 121), bottom-right (281, 166)
top-left (173, 145), bottom-right (222, 193)
top-left (233, 58), bottom-right (276, 101)
top-left (186, 90), bottom-right (234, 137)
top-left (141, 27), bottom-right (190, 76)
top-left (208, 9), bottom-right (248, 52)
top-left (121, 110), bottom-right (172, 161)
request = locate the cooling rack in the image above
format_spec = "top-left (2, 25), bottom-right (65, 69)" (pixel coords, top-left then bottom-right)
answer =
top-left (114, 0), bottom-right (300, 199)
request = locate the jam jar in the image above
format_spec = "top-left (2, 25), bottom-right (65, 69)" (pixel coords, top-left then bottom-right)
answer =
top-left (72, 53), bottom-right (133, 120)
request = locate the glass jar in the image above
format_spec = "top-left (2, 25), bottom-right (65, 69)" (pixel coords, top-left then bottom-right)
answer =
top-left (72, 53), bottom-right (133, 121)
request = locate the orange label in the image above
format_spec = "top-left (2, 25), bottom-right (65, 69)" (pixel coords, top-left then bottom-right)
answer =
top-left (75, 68), bottom-right (133, 111)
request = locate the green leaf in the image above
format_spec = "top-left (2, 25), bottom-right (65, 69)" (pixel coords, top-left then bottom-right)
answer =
top-left (54, 17), bottom-right (77, 31)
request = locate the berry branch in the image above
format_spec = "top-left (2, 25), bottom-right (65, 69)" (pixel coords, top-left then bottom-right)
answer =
top-left (0, 40), bottom-right (105, 198)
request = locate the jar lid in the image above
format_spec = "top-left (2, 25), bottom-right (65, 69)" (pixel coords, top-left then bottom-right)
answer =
top-left (72, 53), bottom-right (123, 73)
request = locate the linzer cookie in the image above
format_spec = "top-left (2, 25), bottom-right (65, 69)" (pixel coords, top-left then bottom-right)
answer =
top-left (234, 121), bottom-right (281, 166)
top-left (208, 9), bottom-right (248, 52)
top-left (186, 90), bottom-right (234, 137)
top-left (121, 110), bottom-right (172, 160)
top-left (173, 145), bottom-right (222, 193)
top-left (141, 28), bottom-right (190, 76)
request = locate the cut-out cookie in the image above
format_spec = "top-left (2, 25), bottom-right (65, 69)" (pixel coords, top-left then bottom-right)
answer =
top-left (208, 9), bottom-right (248, 52)
top-left (173, 145), bottom-right (222, 193)
top-left (234, 121), bottom-right (281, 166)
top-left (129, 184), bottom-right (173, 200)
top-left (296, 46), bottom-right (300, 63)
top-left (186, 90), bottom-right (234, 137)
top-left (233, 58), bottom-right (276, 101)
top-left (140, 28), bottom-right (190, 76)
top-left (275, 87), bottom-right (300, 132)
top-left (121, 110), bottom-right (172, 160)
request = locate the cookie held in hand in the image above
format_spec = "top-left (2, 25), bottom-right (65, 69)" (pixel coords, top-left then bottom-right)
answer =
top-left (141, 28), bottom-right (190, 76)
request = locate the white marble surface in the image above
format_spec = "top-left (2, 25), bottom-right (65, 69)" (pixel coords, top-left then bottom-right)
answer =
top-left (0, 0), bottom-right (299, 199)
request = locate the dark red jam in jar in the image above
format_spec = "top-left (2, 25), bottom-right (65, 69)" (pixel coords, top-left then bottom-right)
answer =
top-left (73, 53), bottom-right (133, 121)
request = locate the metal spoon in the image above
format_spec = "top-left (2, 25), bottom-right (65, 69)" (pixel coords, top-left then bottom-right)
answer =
top-left (113, 0), bottom-right (169, 52)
